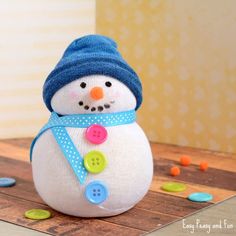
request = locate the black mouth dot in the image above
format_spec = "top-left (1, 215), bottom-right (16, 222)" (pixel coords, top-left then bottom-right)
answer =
top-left (91, 107), bottom-right (96, 112)
top-left (78, 101), bottom-right (83, 106)
top-left (84, 105), bottom-right (89, 110)
top-left (110, 101), bottom-right (115, 104)
top-left (98, 106), bottom-right (104, 112)
top-left (104, 104), bottom-right (110, 109)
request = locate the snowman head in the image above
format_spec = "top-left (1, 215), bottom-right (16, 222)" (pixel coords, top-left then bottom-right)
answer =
top-left (43, 35), bottom-right (142, 114)
top-left (51, 75), bottom-right (136, 115)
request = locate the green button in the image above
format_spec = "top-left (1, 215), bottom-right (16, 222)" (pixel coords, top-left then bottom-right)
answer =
top-left (24, 209), bottom-right (51, 220)
top-left (84, 150), bottom-right (107, 174)
top-left (161, 182), bottom-right (187, 192)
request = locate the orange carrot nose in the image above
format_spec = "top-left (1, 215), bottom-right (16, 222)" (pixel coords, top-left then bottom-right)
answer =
top-left (90, 87), bottom-right (104, 100)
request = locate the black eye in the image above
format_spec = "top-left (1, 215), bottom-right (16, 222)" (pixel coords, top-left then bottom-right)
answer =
top-left (105, 81), bottom-right (112, 87)
top-left (80, 82), bottom-right (86, 88)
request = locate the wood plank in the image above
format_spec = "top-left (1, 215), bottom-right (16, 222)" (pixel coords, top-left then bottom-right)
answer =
top-left (0, 167), bottom-right (208, 221)
top-left (0, 193), bottom-right (145, 236)
top-left (0, 174), bottom-right (180, 233)
top-left (1, 155), bottom-right (235, 205)
top-left (0, 142), bottom-right (29, 162)
top-left (1, 139), bottom-right (236, 171)
top-left (147, 196), bottom-right (236, 235)
top-left (0, 165), bottom-right (213, 219)
top-left (154, 158), bottom-right (236, 191)
top-left (136, 191), bottom-right (212, 218)
top-left (0, 176), bottom-right (44, 204)
top-left (103, 207), bottom-right (178, 232)
top-left (0, 158), bottom-right (180, 232)
top-left (0, 155), bottom-right (32, 181)
top-left (152, 143), bottom-right (236, 172)
top-left (1, 138), bottom-right (235, 161)
top-left (3, 138), bottom-right (236, 162)
top-left (0, 156), bottom-right (179, 233)
top-left (1, 138), bottom-right (235, 234)
top-left (150, 176), bottom-right (236, 203)
top-left (0, 138), bottom-right (32, 149)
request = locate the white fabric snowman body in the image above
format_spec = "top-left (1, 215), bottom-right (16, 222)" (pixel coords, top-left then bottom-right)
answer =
top-left (31, 35), bottom-right (153, 217)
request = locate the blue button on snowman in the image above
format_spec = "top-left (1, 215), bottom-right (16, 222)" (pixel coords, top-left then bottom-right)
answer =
top-left (85, 181), bottom-right (108, 204)
top-left (31, 35), bottom-right (153, 217)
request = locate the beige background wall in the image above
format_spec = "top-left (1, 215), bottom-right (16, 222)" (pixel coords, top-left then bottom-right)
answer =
top-left (97, 0), bottom-right (236, 153)
top-left (0, 0), bottom-right (95, 138)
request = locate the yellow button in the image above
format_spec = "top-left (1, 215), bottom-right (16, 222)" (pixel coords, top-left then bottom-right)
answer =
top-left (84, 151), bottom-right (107, 174)
top-left (24, 209), bottom-right (51, 220)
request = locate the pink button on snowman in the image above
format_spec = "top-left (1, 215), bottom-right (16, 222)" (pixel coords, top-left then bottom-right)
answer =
top-left (85, 124), bottom-right (108, 144)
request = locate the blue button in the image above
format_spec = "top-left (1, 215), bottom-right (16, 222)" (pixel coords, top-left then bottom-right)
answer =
top-left (0, 177), bottom-right (16, 187)
top-left (188, 192), bottom-right (213, 202)
top-left (85, 181), bottom-right (108, 204)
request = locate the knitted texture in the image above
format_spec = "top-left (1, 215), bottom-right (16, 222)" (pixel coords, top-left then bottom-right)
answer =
top-left (50, 75), bottom-right (137, 115)
top-left (30, 110), bottom-right (136, 160)
top-left (43, 34), bottom-right (142, 111)
top-left (30, 110), bottom-right (136, 185)
top-left (32, 123), bottom-right (153, 217)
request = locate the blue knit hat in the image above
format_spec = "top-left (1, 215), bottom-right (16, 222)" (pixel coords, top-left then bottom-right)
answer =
top-left (43, 34), bottom-right (142, 111)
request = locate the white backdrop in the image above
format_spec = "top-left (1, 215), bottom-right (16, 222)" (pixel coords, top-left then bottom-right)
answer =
top-left (0, 0), bottom-right (95, 138)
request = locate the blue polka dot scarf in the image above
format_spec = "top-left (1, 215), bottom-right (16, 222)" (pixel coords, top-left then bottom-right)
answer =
top-left (30, 110), bottom-right (136, 184)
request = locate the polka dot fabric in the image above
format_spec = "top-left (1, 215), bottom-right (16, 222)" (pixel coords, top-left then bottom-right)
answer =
top-left (51, 126), bottom-right (87, 184)
top-left (30, 109), bottom-right (136, 184)
top-left (61, 110), bottom-right (134, 127)
top-left (39, 110), bottom-right (135, 134)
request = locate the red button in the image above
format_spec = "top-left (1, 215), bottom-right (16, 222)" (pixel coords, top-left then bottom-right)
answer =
top-left (85, 124), bottom-right (108, 144)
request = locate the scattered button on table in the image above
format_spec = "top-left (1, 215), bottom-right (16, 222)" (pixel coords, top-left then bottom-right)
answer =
top-left (161, 182), bottom-right (187, 192)
top-left (85, 181), bottom-right (108, 204)
top-left (188, 192), bottom-right (213, 202)
top-left (85, 124), bottom-right (108, 144)
top-left (84, 150), bottom-right (107, 174)
top-left (24, 209), bottom-right (51, 220)
top-left (0, 177), bottom-right (16, 187)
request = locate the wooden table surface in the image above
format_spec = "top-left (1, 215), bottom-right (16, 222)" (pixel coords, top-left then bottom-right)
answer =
top-left (0, 138), bottom-right (236, 236)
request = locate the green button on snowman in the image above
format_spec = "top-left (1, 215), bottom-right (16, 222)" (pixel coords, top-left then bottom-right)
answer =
top-left (31, 35), bottom-right (153, 217)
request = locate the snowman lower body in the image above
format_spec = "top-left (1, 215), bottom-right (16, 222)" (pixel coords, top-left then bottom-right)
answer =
top-left (32, 123), bottom-right (153, 217)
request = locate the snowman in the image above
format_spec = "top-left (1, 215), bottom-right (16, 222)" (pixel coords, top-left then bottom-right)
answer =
top-left (30, 35), bottom-right (153, 217)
